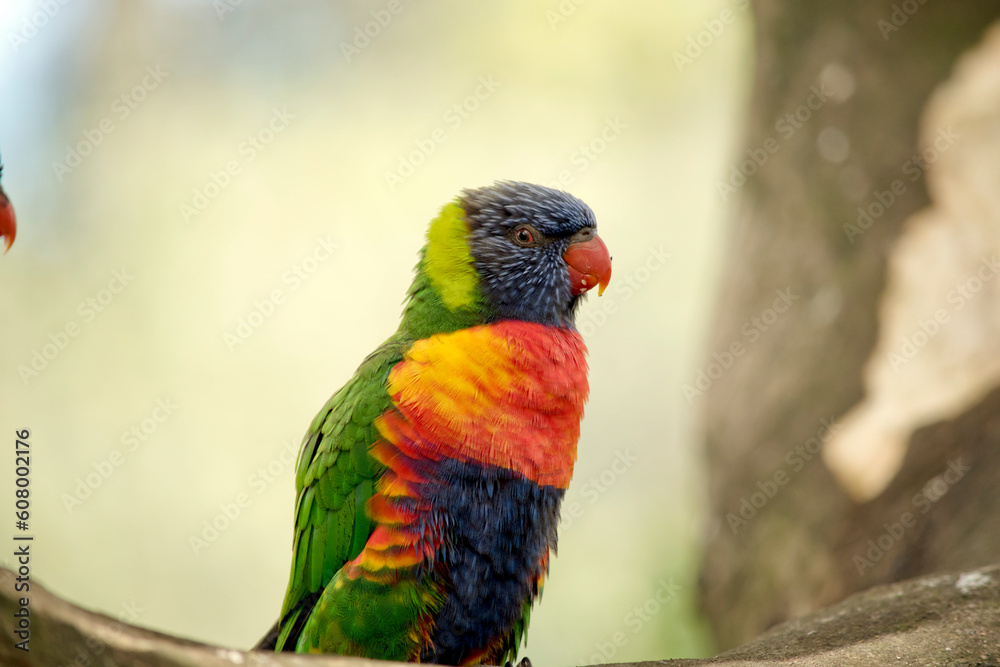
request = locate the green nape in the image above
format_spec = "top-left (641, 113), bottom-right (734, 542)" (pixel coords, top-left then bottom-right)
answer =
top-left (399, 201), bottom-right (492, 341)
top-left (424, 201), bottom-right (479, 310)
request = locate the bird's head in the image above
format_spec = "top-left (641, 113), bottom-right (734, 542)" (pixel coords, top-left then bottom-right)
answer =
top-left (416, 181), bottom-right (611, 330)
top-left (0, 160), bottom-right (15, 254)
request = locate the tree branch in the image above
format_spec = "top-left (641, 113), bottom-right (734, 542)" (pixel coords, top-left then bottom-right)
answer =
top-left (2, 564), bottom-right (998, 666)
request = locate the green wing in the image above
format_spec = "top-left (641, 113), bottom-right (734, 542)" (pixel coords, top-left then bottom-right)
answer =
top-left (271, 335), bottom-right (408, 651)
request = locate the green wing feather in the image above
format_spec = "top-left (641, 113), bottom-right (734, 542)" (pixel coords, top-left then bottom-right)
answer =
top-left (264, 250), bottom-right (485, 653)
top-left (272, 334), bottom-right (408, 651)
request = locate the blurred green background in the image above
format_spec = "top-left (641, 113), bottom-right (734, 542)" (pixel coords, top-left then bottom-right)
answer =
top-left (1, 1), bottom-right (751, 663)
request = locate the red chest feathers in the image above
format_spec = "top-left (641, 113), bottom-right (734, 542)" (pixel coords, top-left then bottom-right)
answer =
top-left (383, 321), bottom-right (589, 489)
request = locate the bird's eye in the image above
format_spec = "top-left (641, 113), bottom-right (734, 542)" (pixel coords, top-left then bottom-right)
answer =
top-left (512, 225), bottom-right (537, 247)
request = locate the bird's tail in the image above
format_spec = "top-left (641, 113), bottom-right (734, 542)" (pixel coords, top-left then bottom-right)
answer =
top-left (253, 620), bottom-right (281, 651)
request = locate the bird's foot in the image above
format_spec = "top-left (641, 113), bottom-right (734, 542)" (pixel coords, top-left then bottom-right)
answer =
top-left (505, 658), bottom-right (532, 667)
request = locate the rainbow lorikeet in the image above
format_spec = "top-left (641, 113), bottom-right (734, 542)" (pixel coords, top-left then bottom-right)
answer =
top-left (0, 161), bottom-right (15, 253)
top-left (256, 181), bottom-right (611, 664)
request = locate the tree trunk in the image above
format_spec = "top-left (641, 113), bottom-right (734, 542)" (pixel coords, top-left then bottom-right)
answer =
top-left (699, 0), bottom-right (1000, 649)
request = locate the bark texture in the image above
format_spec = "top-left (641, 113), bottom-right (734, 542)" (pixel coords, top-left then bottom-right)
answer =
top-left (2, 565), bottom-right (998, 666)
top-left (700, 0), bottom-right (1000, 649)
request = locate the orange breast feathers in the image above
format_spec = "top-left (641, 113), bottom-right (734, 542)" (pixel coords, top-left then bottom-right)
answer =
top-left (381, 321), bottom-right (590, 489)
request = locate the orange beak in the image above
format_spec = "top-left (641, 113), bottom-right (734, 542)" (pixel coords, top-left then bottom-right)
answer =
top-left (0, 184), bottom-right (14, 254)
top-left (563, 234), bottom-right (612, 296)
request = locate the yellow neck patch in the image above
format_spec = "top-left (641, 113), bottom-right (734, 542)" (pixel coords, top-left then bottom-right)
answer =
top-left (424, 201), bottom-right (478, 310)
